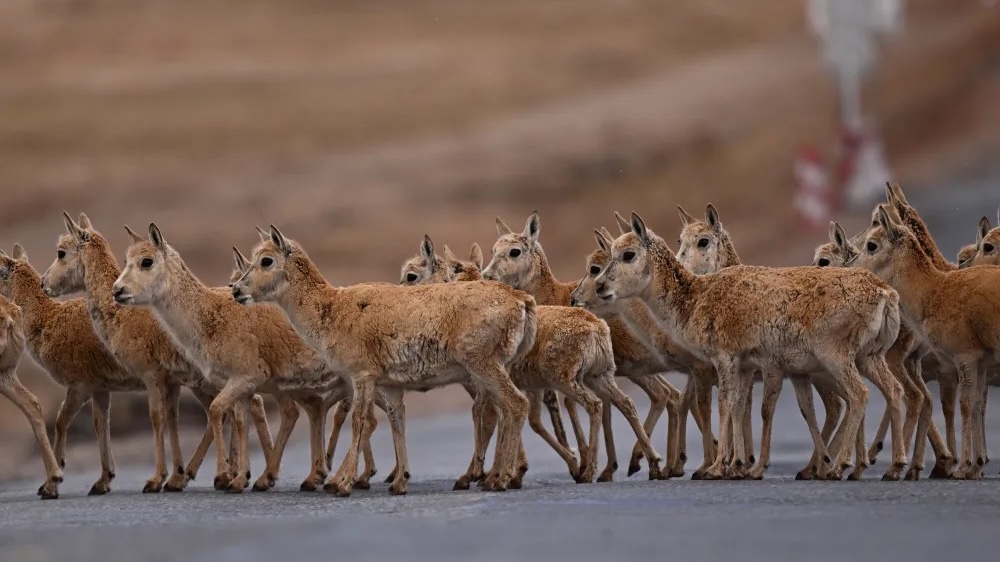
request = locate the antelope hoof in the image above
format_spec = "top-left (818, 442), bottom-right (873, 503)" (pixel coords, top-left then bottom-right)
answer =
top-left (452, 476), bottom-right (471, 491)
top-left (903, 467), bottom-right (922, 481)
top-left (389, 481), bottom-right (408, 496)
top-left (628, 456), bottom-right (643, 477)
top-left (164, 473), bottom-right (188, 492)
top-left (89, 481), bottom-right (112, 496)
top-left (142, 479), bottom-right (163, 494)
top-left (300, 479), bottom-right (319, 492)
top-left (929, 458), bottom-right (955, 479)
top-left (509, 474), bottom-right (524, 489)
top-left (352, 478), bottom-right (371, 491)
top-left (596, 467), bottom-right (614, 483)
top-left (38, 483), bottom-right (59, 500)
top-left (213, 474), bottom-right (232, 491)
top-left (794, 470), bottom-right (814, 481)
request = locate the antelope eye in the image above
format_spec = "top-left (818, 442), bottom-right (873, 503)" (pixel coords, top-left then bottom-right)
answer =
top-left (866, 241), bottom-right (878, 253)
top-left (453, 265), bottom-right (462, 274)
top-left (140, 257), bottom-right (154, 269)
top-left (57, 250), bottom-right (66, 260)
top-left (984, 243), bottom-right (995, 253)
top-left (589, 265), bottom-right (601, 275)
top-left (623, 251), bottom-right (636, 263)
top-left (697, 238), bottom-right (710, 248)
top-left (509, 248), bottom-right (521, 258)
top-left (406, 272), bottom-right (418, 283)
top-left (261, 257), bottom-right (274, 267)
top-left (817, 258), bottom-right (831, 267)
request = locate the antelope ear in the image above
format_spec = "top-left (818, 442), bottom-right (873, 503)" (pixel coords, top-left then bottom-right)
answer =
top-left (420, 235), bottom-right (437, 273)
top-left (63, 211), bottom-right (90, 243)
top-left (11, 244), bottom-right (27, 263)
top-left (630, 212), bottom-right (651, 245)
top-left (614, 212), bottom-right (631, 235)
top-left (148, 223), bottom-right (168, 253)
top-left (269, 225), bottom-right (292, 256)
top-left (523, 211), bottom-right (540, 245)
top-left (594, 229), bottom-right (611, 254)
top-left (598, 227), bottom-right (615, 242)
top-left (876, 206), bottom-right (902, 243)
top-left (677, 206), bottom-right (695, 228)
top-left (77, 212), bottom-right (93, 230)
top-left (123, 225), bottom-right (144, 245)
top-left (255, 225), bottom-right (269, 242)
top-left (890, 182), bottom-right (910, 206)
top-left (442, 244), bottom-right (459, 265)
top-left (496, 217), bottom-right (513, 236)
top-left (469, 243), bottom-right (483, 270)
top-left (705, 204), bottom-right (721, 231)
top-left (232, 246), bottom-right (250, 273)
top-left (830, 222), bottom-right (848, 250)
top-left (977, 216), bottom-right (991, 245)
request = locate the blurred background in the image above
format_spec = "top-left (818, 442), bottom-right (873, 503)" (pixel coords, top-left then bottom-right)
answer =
top-left (0, 0), bottom-right (998, 482)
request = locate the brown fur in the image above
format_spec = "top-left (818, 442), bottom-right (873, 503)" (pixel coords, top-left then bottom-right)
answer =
top-left (572, 232), bottom-right (716, 478)
top-left (0, 245), bottom-right (137, 495)
top-left (856, 206), bottom-right (1000, 479)
top-left (231, 244), bottom-right (404, 493)
top-left (39, 213), bottom-right (280, 493)
top-left (401, 239), bottom-right (619, 485)
top-left (111, 224), bottom-right (403, 494)
top-left (678, 206), bottom-right (863, 479)
top-left (816, 222), bottom-right (958, 479)
top-left (231, 225), bottom-right (536, 494)
top-left (483, 212), bottom-right (669, 480)
top-left (596, 213), bottom-right (905, 480)
top-left (0, 295), bottom-right (63, 499)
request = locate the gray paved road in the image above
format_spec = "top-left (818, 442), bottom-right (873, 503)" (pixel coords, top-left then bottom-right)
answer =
top-left (2, 181), bottom-right (998, 562)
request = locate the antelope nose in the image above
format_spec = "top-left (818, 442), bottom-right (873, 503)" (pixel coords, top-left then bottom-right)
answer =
top-left (595, 282), bottom-right (606, 294)
top-left (231, 286), bottom-right (242, 298)
top-left (569, 296), bottom-right (578, 307)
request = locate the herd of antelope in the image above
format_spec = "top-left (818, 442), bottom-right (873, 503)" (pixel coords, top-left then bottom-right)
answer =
top-left (0, 182), bottom-right (998, 500)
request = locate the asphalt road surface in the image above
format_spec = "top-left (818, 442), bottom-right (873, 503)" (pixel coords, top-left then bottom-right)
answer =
top-left (2, 179), bottom-right (999, 562)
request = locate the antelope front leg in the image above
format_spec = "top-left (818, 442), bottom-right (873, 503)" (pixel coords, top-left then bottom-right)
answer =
top-left (791, 377), bottom-right (831, 480)
top-left (952, 357), bottom-right (982, 479)
top-left (353, 403), bottom-right (379, 490)
top-left (455, 391), bottom-right (495, 490)
top-left (748, 370), bottom-right (783, 480)
top-left (208, 377), bottom-right (255, 492)
top-left (626, 375), bottom-right (670, 478)
top-left (253, 395), bottom-right (300, 491)
top-left (161, 382), bottom-right (188, 492)
top-left (1, 377), bottom-right (63, 499)
top-left (526, 390), bottom-right (581, 482)
top-left (298, 395), bottom-right (329, 492)
top-left (327, 397), bottom-right (351, 471)
top-left (327, 372), bottom-right (377, 497)
top-left (89, 391), bottom-right (117, 495)
top-left (51, 387), bottom-right (87, 476)
top-left (588, 373), bottom-right (662, 479)
top-left (596, 399), bottom-right (617, 482)
top-left (691, 373), bottom-right (717, 480)
top-left (931, 371), bottom-right (959, 478)
top-left (172, 385), bottom-right (221, 490)
top-left (376, 387), bottom-right (410, 495)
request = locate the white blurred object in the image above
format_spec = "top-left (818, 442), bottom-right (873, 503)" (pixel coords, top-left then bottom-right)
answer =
top-left (794, 146), bottom-right (833, 231)
top-left (807, 0), bottom-right (902, 208)
top-left (838, 122), bottom-right (893, 208)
